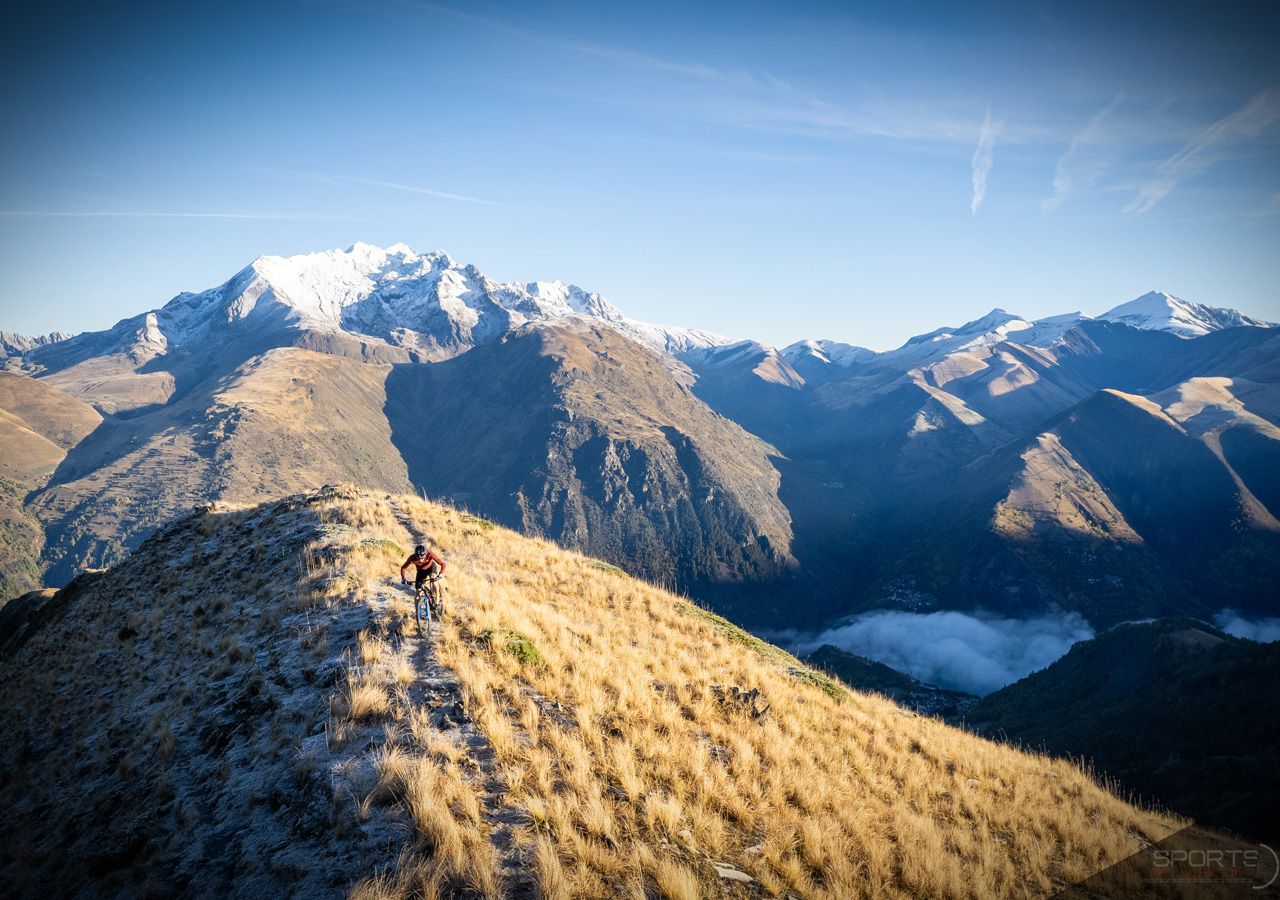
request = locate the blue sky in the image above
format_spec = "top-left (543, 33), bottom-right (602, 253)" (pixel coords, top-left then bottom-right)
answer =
top-left (2, 0), bottom-right (1277, 350)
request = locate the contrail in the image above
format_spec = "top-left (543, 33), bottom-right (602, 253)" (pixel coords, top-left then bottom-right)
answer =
top-left (971, 110), bottom-right (1000, 215)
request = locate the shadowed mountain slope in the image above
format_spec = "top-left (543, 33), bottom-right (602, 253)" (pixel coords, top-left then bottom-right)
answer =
top-left (1047, 388), bottom-right (1280, 615)
top-left (1, 485), bottom-right (1192, 900)
top-left (686, 320), bottom-right (1280, 628)
top-left (385, 320), bottom-right (794, 589)
top-left (6, 318), bottom-right (793, 607)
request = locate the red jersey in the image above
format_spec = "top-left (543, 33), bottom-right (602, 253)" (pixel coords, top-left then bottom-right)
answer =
top-left (401, 550), bottom-right (446, 579)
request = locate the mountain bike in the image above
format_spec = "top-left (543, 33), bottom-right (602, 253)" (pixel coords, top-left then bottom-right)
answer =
top-left (415, 575), bottom-right (444, 637)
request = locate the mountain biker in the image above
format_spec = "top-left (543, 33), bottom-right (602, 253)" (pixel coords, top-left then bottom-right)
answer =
top-left (401, 544), bottom-right (446, 611)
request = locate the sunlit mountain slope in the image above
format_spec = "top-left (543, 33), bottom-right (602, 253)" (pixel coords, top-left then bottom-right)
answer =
top-left (0, 485), bottom-right (1186, 900)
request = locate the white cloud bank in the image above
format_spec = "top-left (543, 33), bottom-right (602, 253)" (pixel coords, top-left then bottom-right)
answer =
top-left (1213, 610), bottom-right (1280, 643)
top-left (777, 610), bottom-right (1095, 697)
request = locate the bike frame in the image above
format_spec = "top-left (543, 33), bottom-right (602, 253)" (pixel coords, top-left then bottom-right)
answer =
top-left (415, 576), bottom-right (442, 635)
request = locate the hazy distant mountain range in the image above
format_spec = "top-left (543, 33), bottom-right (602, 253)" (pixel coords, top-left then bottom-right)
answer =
top-left (689, 305), bottom-right (1280, 628)
top-left (2, 243), bottom-right (1277, 638)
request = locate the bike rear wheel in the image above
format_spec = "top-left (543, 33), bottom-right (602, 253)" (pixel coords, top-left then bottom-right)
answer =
top-left (429, 578), bottom-right (445, 620)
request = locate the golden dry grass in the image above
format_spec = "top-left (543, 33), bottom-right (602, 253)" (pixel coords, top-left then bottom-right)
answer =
top-left (304, 489), bottom-right (1184, 900)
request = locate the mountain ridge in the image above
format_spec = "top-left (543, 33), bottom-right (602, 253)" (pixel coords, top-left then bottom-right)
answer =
top-left (0, 484), bottom-right (1194, 899)
top-left (9, 246), bottom-right (1274, 392)
top-left (3, 242), bottom-right (1278, 660)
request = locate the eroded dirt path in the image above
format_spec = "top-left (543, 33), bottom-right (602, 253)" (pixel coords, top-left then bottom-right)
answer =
top-left (384, 498), bottom-right (537, 897)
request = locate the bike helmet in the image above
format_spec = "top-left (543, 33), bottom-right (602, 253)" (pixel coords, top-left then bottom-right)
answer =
top-left (415, 544), bottom-right (426, 555)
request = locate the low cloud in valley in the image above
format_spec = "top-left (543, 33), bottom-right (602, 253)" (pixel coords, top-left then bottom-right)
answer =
top-left (1213, 610), bottom-right (1280, 644)
top-left (779, 610), bottom-right (1095, 696)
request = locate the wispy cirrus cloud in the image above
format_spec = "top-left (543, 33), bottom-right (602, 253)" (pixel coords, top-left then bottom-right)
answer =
top-left (558, 26), bottom-right (1027, 147)
top-left (1124, 88), bottom-right (1280, 214)
top-left (263, 169), bottom-right (510, 207)
top-left (390, 0), bottom-right (541, 41)
top-left (724, 93), bottom-right (974, 143)
top-left (346, 175), bottom-right (507, 206)
top-left (971, 110), bottom-right (1001, 214)
top-left (398, 2), bottom-right (977, 146)
top-left (568, 43), bottom-right (751, 84)
top-left (1043, 93), bottom-right (1123, 213)
top-left (115, 60), bottom-right (151, 80)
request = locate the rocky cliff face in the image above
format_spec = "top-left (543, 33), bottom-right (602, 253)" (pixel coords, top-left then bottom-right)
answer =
top-left (0, 330), bottom-right (73, 359)
top-left (385, 320), bottom-right (794, 587)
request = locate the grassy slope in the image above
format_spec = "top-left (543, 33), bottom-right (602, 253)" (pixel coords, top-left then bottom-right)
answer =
top-left (327, 492), bottom-right (1183, 899)
top-left (0, 373), bottom-right (103, 598)
top-left (1, 486), bottom-right (1185, 899)
top-left (27, 348), bottom-right (414, 587)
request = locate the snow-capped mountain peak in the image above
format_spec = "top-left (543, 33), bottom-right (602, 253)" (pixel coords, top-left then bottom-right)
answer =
top-left (1098, 290), bottom-right (1275, 337)
top-left (18, 245), bottom-right (1274, 384)
top-left (881, 307), bottom-right (1086, 365)
top-left (916, 308), bottom-right (1023, 342)
top-left (59, 243), bottom-right (732, 366)
top-left (781, 339), bottom-right (876, 369)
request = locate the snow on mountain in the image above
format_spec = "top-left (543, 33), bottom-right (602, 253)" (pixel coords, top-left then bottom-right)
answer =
top-left (877, 308), bottom-right (1088, 367)
top-left (0, 330), bottom-right (74, 358)
top-left (682, 339), bottom-right (806, 388)
top-left (14, 251), bottom-right (1273, 378)
top-left (1098, 291), bottom-right (1275, 337)
top-left (146, 242), bottom-right (730, 360)
top-left (778, 290), bottom-right (1274, 377)
top-left (781, 339), bottom-right (876, 369)
top-left (780, 310), bottom-right (1089, 377)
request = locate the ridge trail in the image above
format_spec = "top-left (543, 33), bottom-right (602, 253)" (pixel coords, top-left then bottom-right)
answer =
top-left (385, 497), bottom-right (539, 897)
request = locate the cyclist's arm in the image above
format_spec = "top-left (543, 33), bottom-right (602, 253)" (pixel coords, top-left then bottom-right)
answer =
top-left (426, 550), bottom-right (446, 575)
top-left (400, 555), bottom-right (414, 581)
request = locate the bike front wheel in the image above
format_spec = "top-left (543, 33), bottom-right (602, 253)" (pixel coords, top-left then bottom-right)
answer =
top-left (416, 594), bottom-right (432, 637)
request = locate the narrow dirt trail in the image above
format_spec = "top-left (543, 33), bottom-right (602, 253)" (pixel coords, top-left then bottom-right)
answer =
top-left (388, 499), bottom-right (537, 897)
